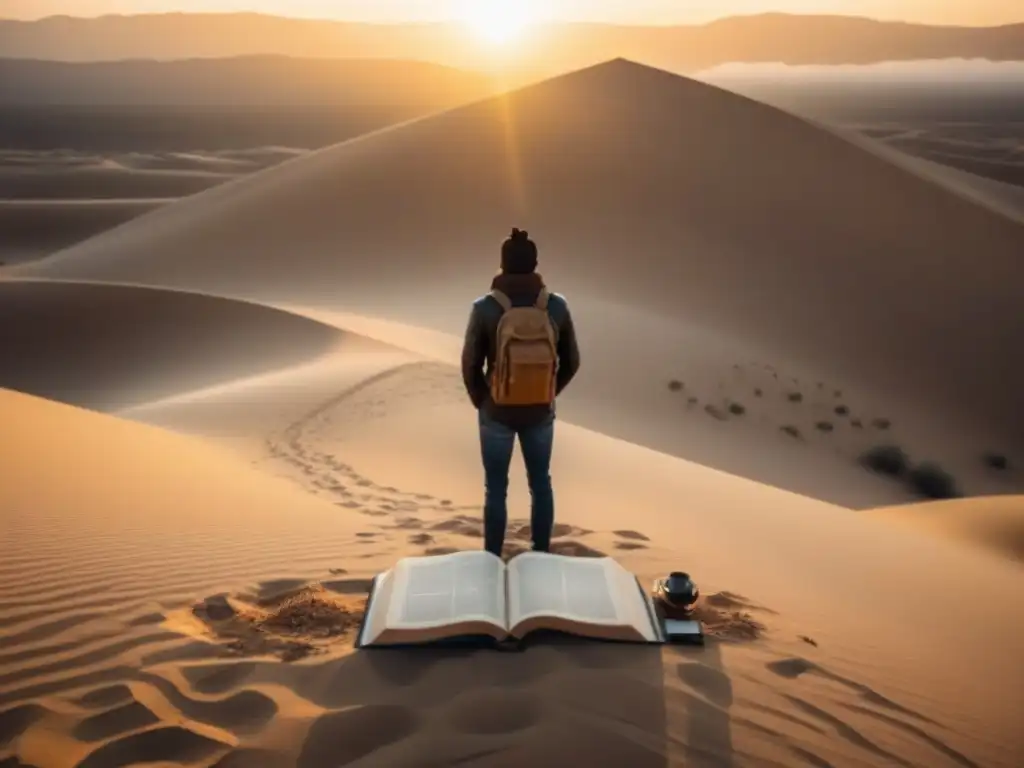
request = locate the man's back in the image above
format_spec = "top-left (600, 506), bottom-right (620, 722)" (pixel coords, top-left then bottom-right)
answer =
top-left (461, 270), bottom-right (580, 430)
top-left (460, 227), bottom-right (579, 557)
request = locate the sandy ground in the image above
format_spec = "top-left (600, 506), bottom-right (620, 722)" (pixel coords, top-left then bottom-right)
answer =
top-left (0, 147), bottom-right (311, 264)
top-left (2, 59), bottom-right (1024, 768)
top-left (8, 60), bottom-right (1024, 507)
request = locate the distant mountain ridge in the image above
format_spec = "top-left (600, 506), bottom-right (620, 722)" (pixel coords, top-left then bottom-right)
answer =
top-left (0, 12), bottom-right (1021, 72)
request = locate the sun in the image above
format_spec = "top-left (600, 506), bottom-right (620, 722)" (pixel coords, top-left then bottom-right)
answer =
top-left (459, 0), bottom-right (535, 45)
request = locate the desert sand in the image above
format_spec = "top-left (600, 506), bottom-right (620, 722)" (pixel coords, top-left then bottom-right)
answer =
top-left (0, 147), bottom-right (312, 266)
top-left (2, 58), bottom-right (1024, 768)
top-left (867, 495), bottom-right (1024, 563)
top-left (11, 59), bottom-right (1024, 506)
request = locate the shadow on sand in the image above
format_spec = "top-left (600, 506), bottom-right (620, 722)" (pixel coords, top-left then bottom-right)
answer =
top-left (292, 634), bottom-right (670, 767)
top-left (673, 640), bottom-right (735, 768)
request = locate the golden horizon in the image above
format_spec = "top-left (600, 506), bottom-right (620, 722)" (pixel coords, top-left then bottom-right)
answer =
top-left (3, 1), bottom-right (1022, 28)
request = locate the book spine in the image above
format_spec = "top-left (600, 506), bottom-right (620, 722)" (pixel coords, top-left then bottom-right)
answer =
top-left (635, 576), bottom-right (665, 643)
top-left (503, 565), bottom-right (512, 638)
top-left (354, 573), bottom-right (381, 649)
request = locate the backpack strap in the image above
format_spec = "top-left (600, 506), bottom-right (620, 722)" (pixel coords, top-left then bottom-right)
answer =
top-left (535, 288), bottom-right (550, 310)
top-left (490, 290), bottom-right (512, 312)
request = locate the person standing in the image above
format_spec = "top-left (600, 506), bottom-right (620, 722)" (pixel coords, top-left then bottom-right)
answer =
top-left (460, 228), bottom-right (581, 557)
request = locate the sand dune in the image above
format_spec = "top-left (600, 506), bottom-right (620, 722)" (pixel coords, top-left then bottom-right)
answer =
top-left (868, 495), bottom-right (1024, 563)
top-left (0, 164), bottom-right (233, 201)
top-left (3, 55), bottom-right (1023, 767)
top-left (14, 59), bottom-right (1022, 505)
top-left (0, 148), bottom-right (311, 264)
top-left (0, 199), bottom-right (170, 266)
top-left (3, 367), bottom-right (1024, 767)
top-left (0, 280), bottom-right (348, 411)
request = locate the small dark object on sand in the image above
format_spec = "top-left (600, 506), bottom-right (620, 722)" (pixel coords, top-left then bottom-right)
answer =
top-left (908, 462), bottom-right (960, 500)
top-left (982, 453), bottom-right (1009, 471)
top-left (861, 444), bottom-right (909, 477)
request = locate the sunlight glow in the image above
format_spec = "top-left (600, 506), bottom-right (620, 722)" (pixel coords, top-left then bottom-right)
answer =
top-left (459, 0), bottom-right (536, 44)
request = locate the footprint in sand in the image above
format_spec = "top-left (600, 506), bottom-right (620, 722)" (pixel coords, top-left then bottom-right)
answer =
top-left (393, 516), bottom-right (424, 530)
top-left (614, 530), bottom-right (650, 541)
top-left (424, 546), bottom-right (461, 557)
top-left (614, 541), bottom-right (648, 551)
top-left (431, 515), bottom-right (484, 537)
top-left (502, 540), bottom-right (607, 560)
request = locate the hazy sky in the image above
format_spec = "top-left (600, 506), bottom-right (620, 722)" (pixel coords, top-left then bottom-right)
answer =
top-left (0, 0), bottom-right (1020, 26)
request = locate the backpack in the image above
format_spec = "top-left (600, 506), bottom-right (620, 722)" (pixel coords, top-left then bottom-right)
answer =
top-left (489, 288), bottom-right (558, 406)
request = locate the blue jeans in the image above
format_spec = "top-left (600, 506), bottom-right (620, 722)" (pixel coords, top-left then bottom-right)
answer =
top-left (478, 410), bottom-right (555, 557)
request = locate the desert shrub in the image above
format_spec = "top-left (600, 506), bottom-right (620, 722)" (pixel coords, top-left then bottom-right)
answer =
top-left (871, 417), bottom-right (892, 430)
top-left (753, 388), bottom-right (763, 397)
top-left (687, 396), bottom-right (699, 406)
top-left (668, 379), bottom-right (684, 392)
top-left (982, 452), bottom-right (1009, 471)
top-left (907, 462), bottom-right (960, 500)
top-left (850, 418), bottom-right (863, 429)
top-left (834, 404), bottom-right (849, 416)
top-left (780, 425), bottom-right (801, 439)
top-left (787, 392), bottom-right (803, 403)
top-left (815, 421), bottom-right (834, 433)
top-left (728, 402), bottom-right (746, 416)
top-left (860, 444), bottom-right (909, 477)
top-left (834, 389), bottom-right (843, 398)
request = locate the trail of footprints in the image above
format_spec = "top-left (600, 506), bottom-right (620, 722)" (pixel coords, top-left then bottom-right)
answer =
top-left (263, 362), bottom-right (653, 558)
top-left (264, 363), bottom-right (475, 521)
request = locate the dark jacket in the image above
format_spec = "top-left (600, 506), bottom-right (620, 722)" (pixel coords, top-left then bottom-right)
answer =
top-left (461, 272), bottom-right (580, 430)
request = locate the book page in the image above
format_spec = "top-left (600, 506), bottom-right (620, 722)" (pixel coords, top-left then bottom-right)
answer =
top-left (610, 565), bottom-right (660, 642)
top-left (507, 552), bottom-right (621, 625)
top-left (385, 550), bottom-right (506, 631)
top-left (507, 553), bottom-right (659, 642)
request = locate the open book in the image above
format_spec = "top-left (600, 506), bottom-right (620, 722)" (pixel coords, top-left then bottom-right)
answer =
top-left (355, 550), bottom-right (665, 648)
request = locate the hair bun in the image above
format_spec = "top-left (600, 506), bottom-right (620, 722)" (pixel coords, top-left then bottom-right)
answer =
top-left (510, 228), bottom-right (528, 241)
